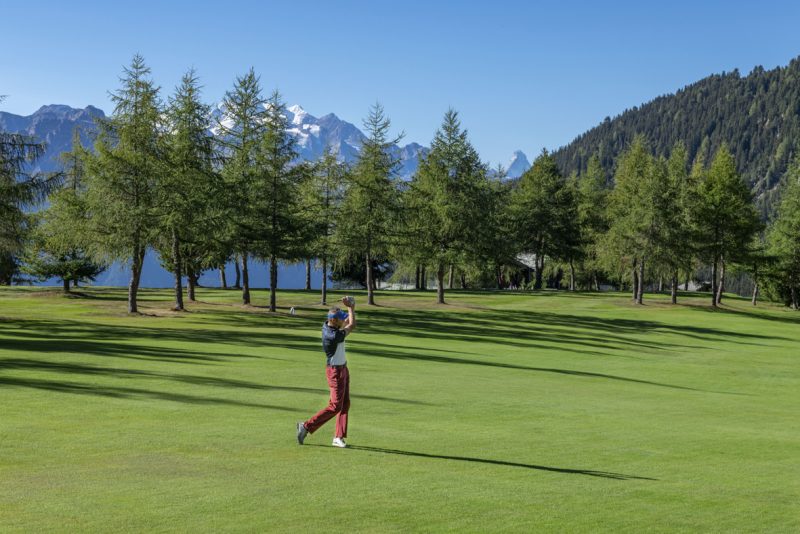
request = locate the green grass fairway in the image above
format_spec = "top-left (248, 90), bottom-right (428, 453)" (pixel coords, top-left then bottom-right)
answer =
top-left (1, 287), bottom-right (799, 532)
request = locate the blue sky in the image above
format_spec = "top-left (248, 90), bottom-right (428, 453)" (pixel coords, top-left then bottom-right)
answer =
top-left (2, 0), bottom-right (800, 165)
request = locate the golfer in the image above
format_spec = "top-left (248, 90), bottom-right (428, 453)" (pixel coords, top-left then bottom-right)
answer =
top-left (296, 296), bottom-right (356, 448)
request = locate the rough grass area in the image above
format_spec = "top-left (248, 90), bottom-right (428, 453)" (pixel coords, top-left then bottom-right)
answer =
top-left (1, 287), bottom-right (798, 532)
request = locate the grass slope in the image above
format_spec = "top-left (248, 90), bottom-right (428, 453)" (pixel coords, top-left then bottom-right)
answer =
top-left (1, 287), bottom-right (798, 532)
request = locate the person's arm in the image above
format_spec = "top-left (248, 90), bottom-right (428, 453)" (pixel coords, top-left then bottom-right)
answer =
top-left (342, 299), bottom-right (356, 335)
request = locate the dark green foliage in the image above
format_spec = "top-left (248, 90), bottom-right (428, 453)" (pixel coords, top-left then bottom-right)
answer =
top-left (301, 150), bottom-right (348, 304)
top-left (404, 109), bottom-right (490, 303)
top-left (251, 90), bottom-right (307, 312)
top-left (216, 68), bottom-right (268, 305)
top-left (508, 150), bottom-right (581, 290)
top-left (693, 145), bottom-right (762, 306)
top-left (766, 155), bottom-right (800, 308)
top-left (156, 69), bottom-right (221, 310)
top-left (336, 103), bottom-right (402, 305)
top-left (83, 55), bottom-right (164, 313)
top-left (0, 95), bottom-right (61, 284)
top-left (554, 59), bottom-right (800, 217)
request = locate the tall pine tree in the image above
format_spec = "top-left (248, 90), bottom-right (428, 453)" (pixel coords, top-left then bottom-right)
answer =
top-left (84, 55), bottom-right (164, 313)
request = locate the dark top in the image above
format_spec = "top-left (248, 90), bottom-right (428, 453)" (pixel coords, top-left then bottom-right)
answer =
top-left (322, 322), bottom-right (347, 366)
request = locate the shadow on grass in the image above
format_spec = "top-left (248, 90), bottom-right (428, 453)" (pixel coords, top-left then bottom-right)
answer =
top-left (0, 316), bottom-right (319, 364)
top-left (0, 358), bottom-right (431, 406)
top-left (351, 342), bottom-right (747, 395)
top-left (334, 445), bottom-right (657, 480)
top-left (0, 375), bottom-right (302, 411)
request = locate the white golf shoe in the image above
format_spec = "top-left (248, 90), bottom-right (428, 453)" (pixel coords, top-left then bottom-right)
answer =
top-left (331, 437), bottom-right (347, 448)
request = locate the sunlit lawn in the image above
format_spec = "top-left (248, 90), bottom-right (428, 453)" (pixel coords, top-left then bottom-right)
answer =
top-left (1, 286), bottom-right (798, 532)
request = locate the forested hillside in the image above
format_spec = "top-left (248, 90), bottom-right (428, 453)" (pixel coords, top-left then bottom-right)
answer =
top-left (553, 56), bottom-right (800, 217)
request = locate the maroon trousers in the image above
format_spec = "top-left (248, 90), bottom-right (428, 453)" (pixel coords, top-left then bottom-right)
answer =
top-left (304, 365), bottom-right (350, 438)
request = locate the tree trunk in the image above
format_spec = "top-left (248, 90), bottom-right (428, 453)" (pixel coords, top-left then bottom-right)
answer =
top-left (73, 278), bottom-right (79, 288)
top-left (632, 258), bottom-right (638, 302)
top-left (569, 260), bottom-right (575, 291)
top-left (305, 259), bottom-right (312, 290)
top-left (448, 264), bottom-right (454, 290)
top-left (461, 272), bottom-right (467, 289)
top-left (187, 268), bottom-right (196, 302)
top-left (593, 273), bottom-right (599, 292)
top-left (172, 229), bottom-right (184, 311)
top-left (128, 243), bottom-right (145, 314)
top-left (436, 263), bottom-right (446, 304)
top-left (792, 286), bottom-right (798, 310)
top-left (671, 270), bottom-right (678, 304)
top-left (711, 259), bottom-right (718, 308)
top-left (321, 255), bottom-right (328, 305)
top-left (241, 254), bottom-right (251, 305)
top-left (751, 281), bottom-right (758, 306)
top-left (420, 266), bottom-right (427, 291)
top-left (534, 256), bottom-right (543, 290)
top-left (658, 277), bottom-right (663, 293)
top-left (234, 256), bottom-right (241, 289)
top-left (219, 265), bottom-right (227, 290)
top-left (269, 256), bottom-right (278, 312)
top-left (415, 265), bottom-right (420, 290)
top-left (636, 257), bottom-right (645, 305)
top-left (62, 278), bottom-right (71, 293)
top-left (684, 274), bottom-right (689, 291)
top-left (366, 252), bottom-right (375, 305)
top-left (716, 259), bottom-right (726, 305)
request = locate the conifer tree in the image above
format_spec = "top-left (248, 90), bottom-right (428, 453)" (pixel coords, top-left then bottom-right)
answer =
top-left (0, 96), bottom-right (60, 284)
top-left (83, 55), bottom-right (164, 313)
top-left (23, 130), bottom-right (104, 291)
top-left (766, 155), bottom-right (800, 309)
top-left (694, 145), bottom-right (761, 306)
top-left (507, 149), bottom-right (575, 290)
top-left (302, 149), bottom-right (347, 305)
top-left (337, 103), bottom-right (401, 305)
top-left (406, 109), bottom-right (487, 304)
top-left (253, 91), bottom-right (307, 312)
top-left (216, 68), bottom-right (267, 305)
top-left (606, 137), bottom-right (655, 303)
top-left (157, 69), bottom-right (219, 310)
top-left (576, 155), bottom-right (609, 290)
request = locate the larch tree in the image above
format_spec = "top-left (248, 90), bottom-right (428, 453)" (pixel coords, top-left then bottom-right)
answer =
top-left (84, 55), bottom-right (164, 313)
top-left (606, 137), bottom-right (655, 304)
top-left (766, 155), bottom-right (800, 309)
top-left (507, 149), bottom-right (574, 290)
top-left (406, 109), bottom-right (487, 304)
top-left (22, 130), bottom-right (104, 291)
top-left (0, 95), bottom-right (61, 285)
top-left (302, 149), bottom-right (347, 305)
top-left (576, 154), bottom-right (609, 290)
top-left (216, 68), bottom-right (268, 305)
top-left (253, 90), bottom-right (307, 313)
top-left (157, 69), bottom-right (219, 310)
top-left (694, 145), bottom-right (761, 307)
top-left (337, 103), bottom-right (401, 305)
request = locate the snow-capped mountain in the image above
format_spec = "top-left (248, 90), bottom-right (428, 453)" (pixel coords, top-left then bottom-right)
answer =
top-left (506, 150), bottom-right (531, 179)
top-left (210, 102), bottom-right (428, 179)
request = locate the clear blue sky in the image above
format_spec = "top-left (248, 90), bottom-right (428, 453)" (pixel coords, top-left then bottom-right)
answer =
top-left (2, 0), bottom-right (800, 165)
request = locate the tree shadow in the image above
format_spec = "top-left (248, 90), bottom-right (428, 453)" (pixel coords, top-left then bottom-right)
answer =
top-left (330, 445), bottom-right (657, 480)
top-left (0, 358), bottom-right (432, 406)
top-left (0, 375), bottom-right (302, 411)
top-left (0, 316), bottom-right (320, 364)
top-left (349, 342), bottom-right (746, 395)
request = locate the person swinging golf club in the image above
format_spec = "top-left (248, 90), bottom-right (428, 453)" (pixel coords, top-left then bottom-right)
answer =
top-left (297, 296), bottom-right (356, 448)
